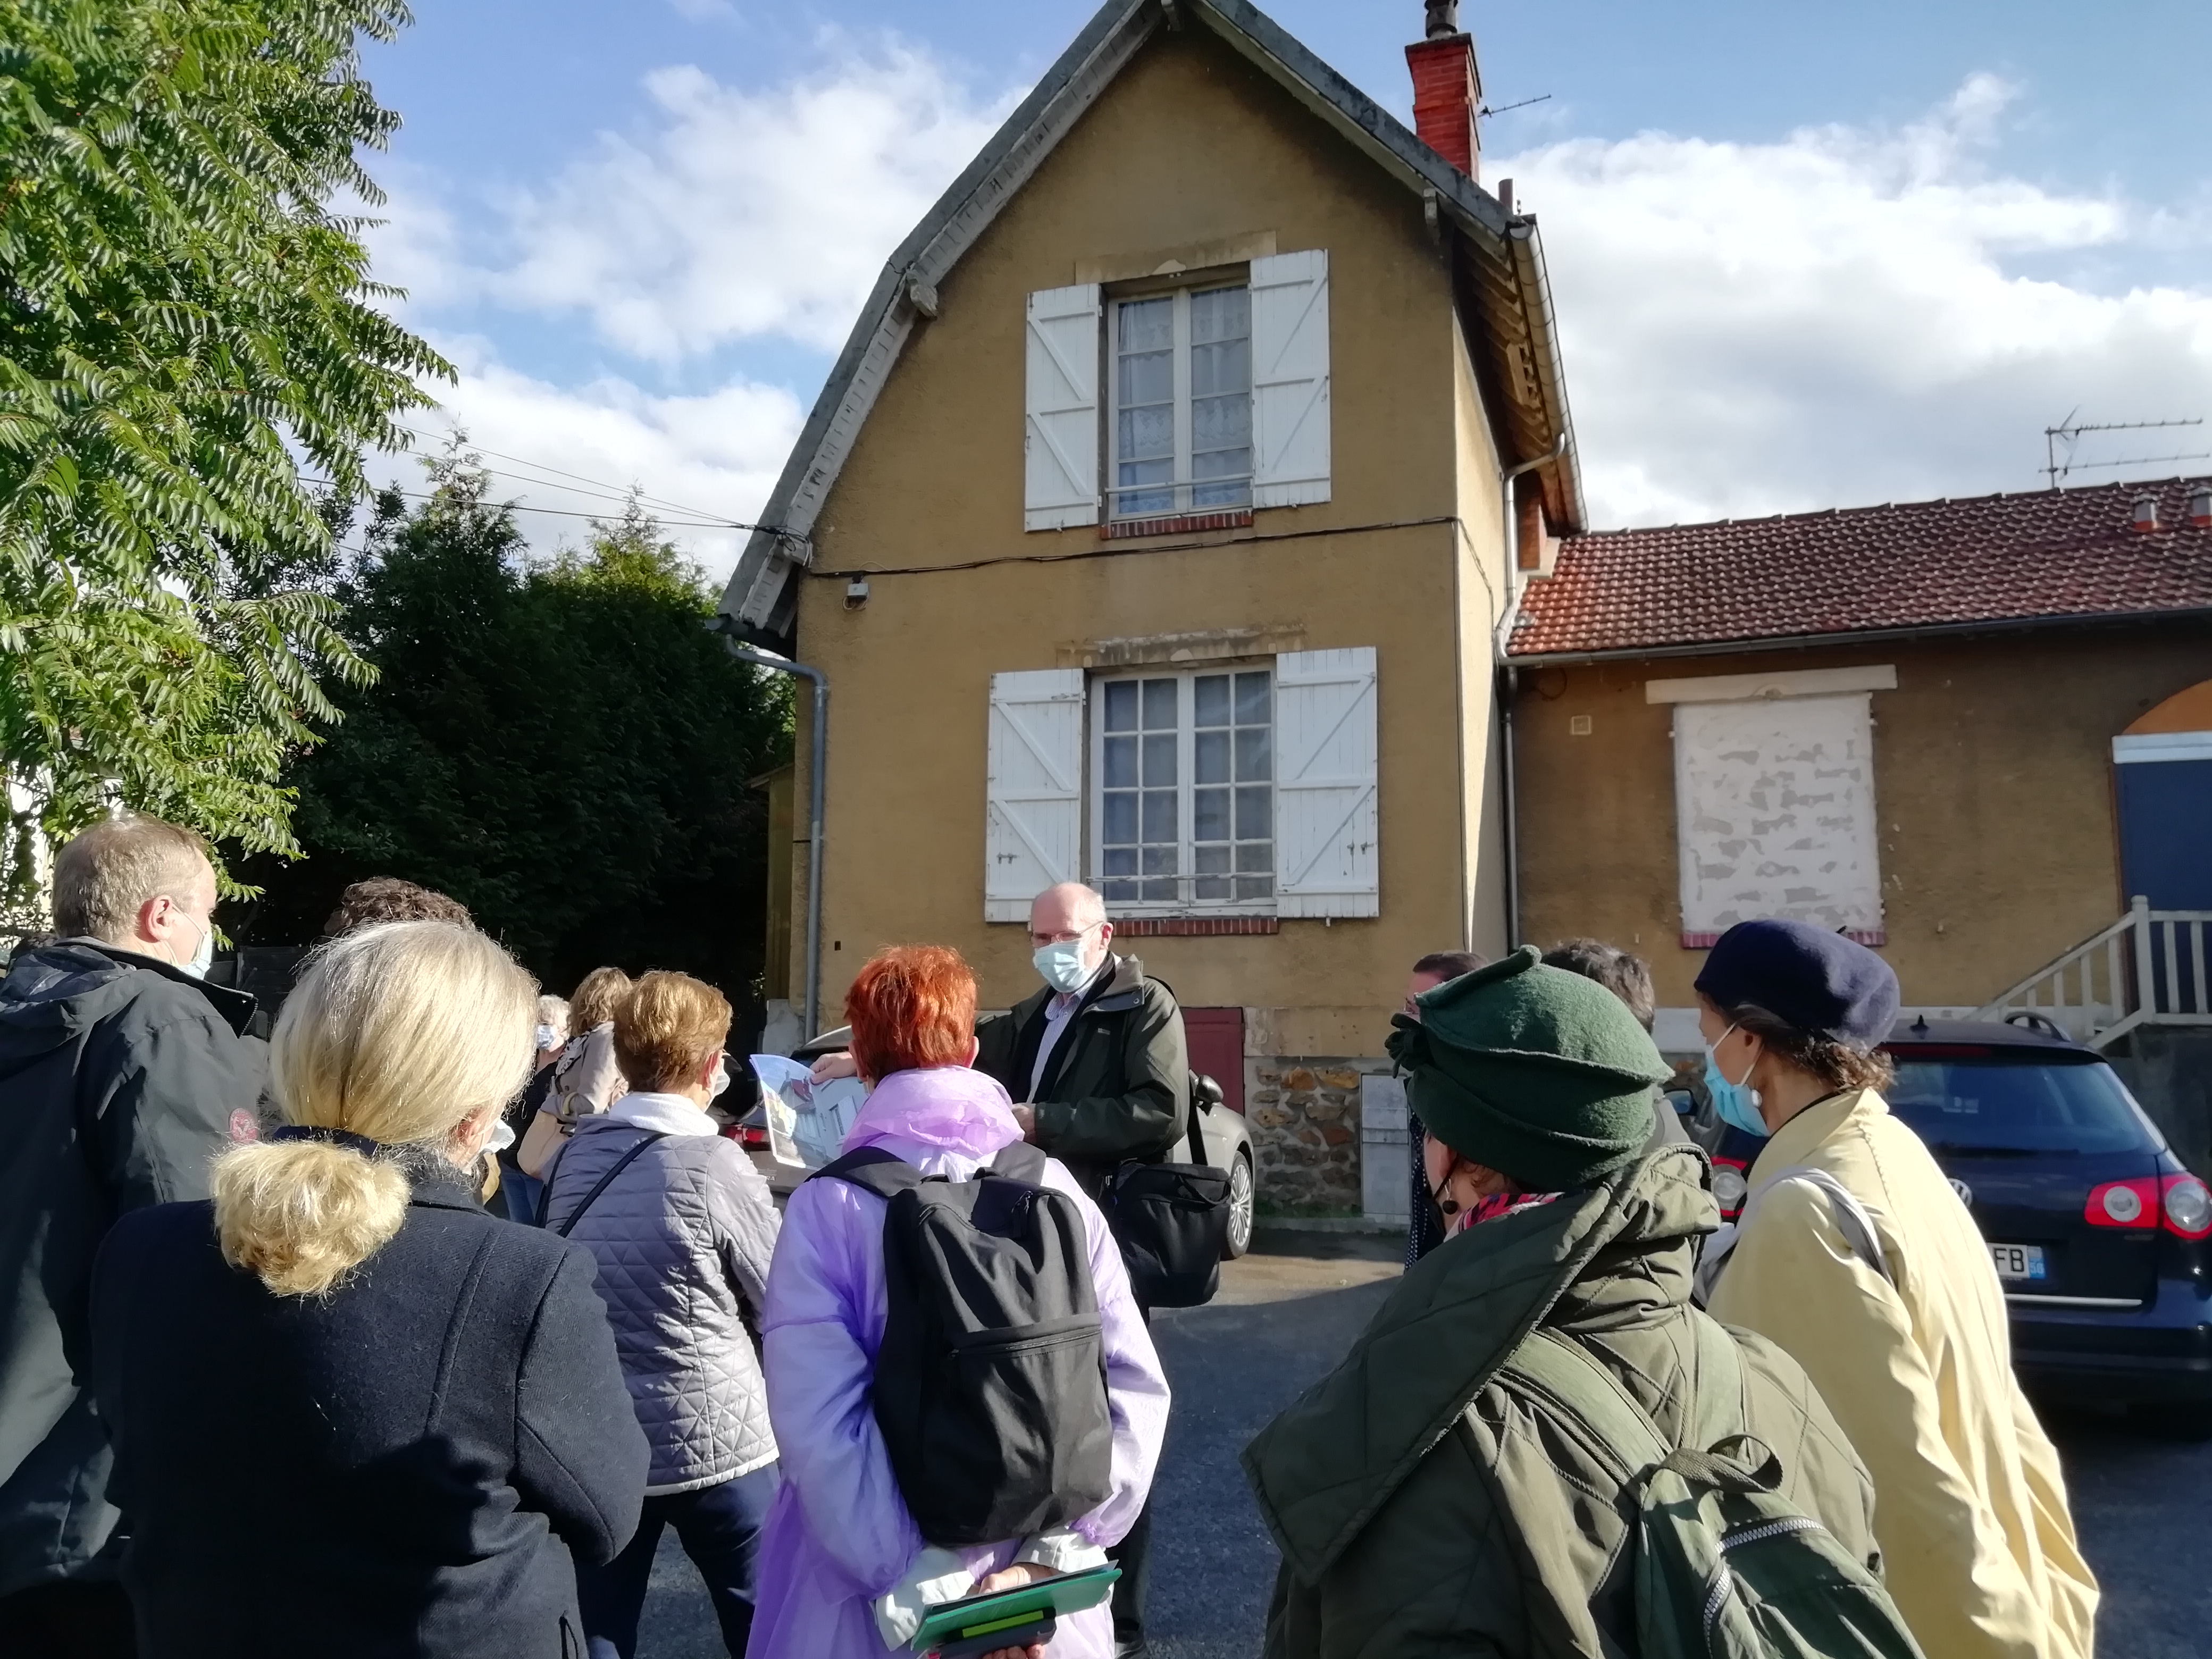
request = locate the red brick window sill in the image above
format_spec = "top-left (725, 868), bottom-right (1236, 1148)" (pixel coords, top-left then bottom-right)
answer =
top-left (1100, 509), bottom-right (1255, 541)
top-left (1681, 929), bottom-right (1887, 949)
top-left (1115, 916), bottom-right (1279, 937)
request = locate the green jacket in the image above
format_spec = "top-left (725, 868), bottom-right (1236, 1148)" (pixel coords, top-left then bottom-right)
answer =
top-left (1242, 1145), bottom-right (1883, 1659)
top-left (974, 952), bottom-right (1187, 1195)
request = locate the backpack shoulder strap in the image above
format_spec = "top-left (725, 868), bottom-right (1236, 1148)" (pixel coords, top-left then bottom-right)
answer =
top-left (1498, 1329), bottom-right (1670, 1479)
top-left (988, 1141), bottom-right (1050, 1185)
top-left (550, 1130), bottom-right (668, 1237)
top-left (813, 1143), bottom-right (925, 1201)
top-left (1685, 1312), bottom-right (1750, 1453)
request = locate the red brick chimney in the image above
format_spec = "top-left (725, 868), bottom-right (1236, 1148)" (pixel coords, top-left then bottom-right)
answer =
top-left (1407, 1), bottom-right (1481, 181)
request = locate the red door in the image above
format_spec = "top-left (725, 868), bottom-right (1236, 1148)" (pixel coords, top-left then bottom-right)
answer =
top-left (1184, 1007), bottom-right (1245, 1113)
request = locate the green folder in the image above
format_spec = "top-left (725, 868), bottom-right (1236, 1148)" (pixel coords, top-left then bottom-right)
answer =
top-left (910, 1564), bottom-right (1121, 1655)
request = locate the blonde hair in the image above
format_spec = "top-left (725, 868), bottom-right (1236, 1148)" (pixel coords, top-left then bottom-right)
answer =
top-left (213, 921), bottom-right (537, 1296)
top-left (568, 966), bottom-right (633, 1034)
top-left (614, 971), bottom-right (733, 1093)
top-left (53, 815), bottom-right (212, 941)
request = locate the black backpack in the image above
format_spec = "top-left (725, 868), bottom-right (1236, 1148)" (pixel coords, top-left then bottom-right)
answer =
top-left (817, 1141), bottom-right (1115, 1546)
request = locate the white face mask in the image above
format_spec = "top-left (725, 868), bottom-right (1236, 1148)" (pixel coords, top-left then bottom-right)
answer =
top-left (534, 1024), bottom-right (559, 1052)
top-left (709, 1057), bottom-right (733, 1100)
top-left (178, 912), bottom-right (214, 980)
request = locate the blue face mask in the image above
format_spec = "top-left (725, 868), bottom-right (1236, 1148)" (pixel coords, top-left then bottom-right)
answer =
top-left (1703, 1025), bottom-right (1768, 1138)
top-left (1033, 930), bottom-right (1097, 994)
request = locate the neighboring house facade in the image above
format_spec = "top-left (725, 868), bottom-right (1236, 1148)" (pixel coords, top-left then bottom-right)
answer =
top-left (718, 0), bottom-right (1581, 1213)
top-left (1506, 478), bottom-right (2212, 1161)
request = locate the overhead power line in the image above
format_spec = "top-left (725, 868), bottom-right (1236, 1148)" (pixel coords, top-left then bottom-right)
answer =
top-left (307, 479), bottom-right (752, 531)
top-left (392, 424), bottom-right (742, 526)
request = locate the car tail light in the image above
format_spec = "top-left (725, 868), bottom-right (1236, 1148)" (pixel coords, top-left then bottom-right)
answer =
top-left (1711, 1158), bottom-right (1749, 1220)
top-left (2085, 1177), bottom-right (2158, 1228)
top-left (2160, 1174), bottom-right (2212, 1238)
top-left (740, 1125), bottom-right (769, 1150)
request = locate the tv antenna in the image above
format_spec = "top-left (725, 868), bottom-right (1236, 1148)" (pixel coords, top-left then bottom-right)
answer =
top-left (2043, 412), bottom-right (2209, 488)
top-left (1478, 94), bottom-right (1553, 120)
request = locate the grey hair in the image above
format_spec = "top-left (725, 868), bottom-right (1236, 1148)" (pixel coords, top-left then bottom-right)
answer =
top-left (52, 816), bottom-right (212, 942)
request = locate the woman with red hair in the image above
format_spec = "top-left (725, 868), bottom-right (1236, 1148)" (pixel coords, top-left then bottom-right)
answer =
top-left (749, 946), bottom-right (1169, 1659)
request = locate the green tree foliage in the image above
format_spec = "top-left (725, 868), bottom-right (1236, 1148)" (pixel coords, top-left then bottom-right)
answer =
top-left (231, 458), bottom-right (793, 1019)
top-left (0, 0), bottom-right (448, 917)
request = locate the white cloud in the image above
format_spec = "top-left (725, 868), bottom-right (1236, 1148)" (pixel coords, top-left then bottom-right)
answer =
top-left (1495, 74), bottom-right (2212, 527)
top-left (352, 36), bottom-right (1017, 580)
top-left (492, 42), bottom-right (1019, 360)
top-left (374, 342), bottom-right (806, 581)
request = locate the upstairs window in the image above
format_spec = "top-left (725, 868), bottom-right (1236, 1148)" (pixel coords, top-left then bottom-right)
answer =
top-left (1110, 287), bottom-right (1253, 520)
top-left (1023, 252), bottom-right (1330, 533)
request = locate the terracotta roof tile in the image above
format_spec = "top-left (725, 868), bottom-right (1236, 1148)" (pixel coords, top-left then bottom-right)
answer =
top-left (1507, 477), bottom-right (2212, 659)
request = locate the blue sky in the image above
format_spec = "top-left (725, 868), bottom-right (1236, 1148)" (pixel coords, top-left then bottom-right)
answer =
top-left (353, 1), bottom-right (2212, 573)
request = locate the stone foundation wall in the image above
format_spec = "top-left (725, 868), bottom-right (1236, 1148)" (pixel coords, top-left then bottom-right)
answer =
top-left (1247, 1055), bottom-right (1392, 1213)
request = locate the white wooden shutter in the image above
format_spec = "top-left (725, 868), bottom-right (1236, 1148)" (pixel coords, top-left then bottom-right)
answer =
top-left (1275, 647), bottom-right (1377, 917)
top-left (986, 669), bottom-right (1085, 921)
top-left (1024, 284), bottom-right (1100, 531)
top-left (1250, 249), bottom-right (1331, 508)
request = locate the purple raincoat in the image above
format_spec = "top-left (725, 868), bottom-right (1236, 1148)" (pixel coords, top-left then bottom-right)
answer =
top-left (747, 1066), bottom-right (1170, 1659)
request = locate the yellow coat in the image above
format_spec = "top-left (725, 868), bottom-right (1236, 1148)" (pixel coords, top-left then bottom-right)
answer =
top-left (1707, 1087), bottom-right (2098, 1659)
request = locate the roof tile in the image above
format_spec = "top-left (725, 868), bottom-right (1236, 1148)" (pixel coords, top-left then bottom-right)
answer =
top-left (1507, 477), bottom-right (2212, 658)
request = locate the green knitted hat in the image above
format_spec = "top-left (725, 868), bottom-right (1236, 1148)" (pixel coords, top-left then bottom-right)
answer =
top-left (1386, 945), bottom-right (1670, 1193)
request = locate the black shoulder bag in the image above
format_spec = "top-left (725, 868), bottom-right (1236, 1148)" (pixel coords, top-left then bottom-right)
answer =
top-left (537, 1130), bottom-right (668, 1233)
top-left (1101, 1072), bottom-right (1234, 1309)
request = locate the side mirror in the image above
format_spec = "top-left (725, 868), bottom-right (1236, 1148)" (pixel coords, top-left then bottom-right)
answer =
top-left (1191, 1072), bottom-right (1225, 1113)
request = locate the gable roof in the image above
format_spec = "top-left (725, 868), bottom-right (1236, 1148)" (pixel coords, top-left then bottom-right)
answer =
top-left (1506, 476), bottom-right (2212, 663)
top-left (716, 0), bottom-right (1582, 644)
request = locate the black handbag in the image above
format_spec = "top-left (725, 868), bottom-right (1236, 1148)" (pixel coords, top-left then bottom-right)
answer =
top-left (1102, 1073), bottom-right (1234, 1309)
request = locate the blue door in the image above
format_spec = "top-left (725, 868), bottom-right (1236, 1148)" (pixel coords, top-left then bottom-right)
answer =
top-left (2114, 737), bottom-right (2212, 910)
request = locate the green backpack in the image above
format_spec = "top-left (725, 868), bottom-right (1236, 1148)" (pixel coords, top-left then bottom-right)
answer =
top-left (1497, 1319), bottom-right (1926, 1659)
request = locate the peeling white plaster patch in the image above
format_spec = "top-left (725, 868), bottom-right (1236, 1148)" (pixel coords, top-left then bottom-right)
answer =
top-left (1673, 693), bottom-right (1883, 937)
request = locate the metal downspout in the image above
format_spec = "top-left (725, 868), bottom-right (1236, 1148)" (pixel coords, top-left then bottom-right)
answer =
top-left (716, 632), bottom-right (829, 1041)
top-left (1499, 665), bottom-right (1520, 950)
top-left (1493, 439), bottom-right (1560, 951)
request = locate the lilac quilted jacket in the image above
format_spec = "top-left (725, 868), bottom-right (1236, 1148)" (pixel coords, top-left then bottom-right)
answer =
top-left (543, 1095), bottom-right (780, 1493)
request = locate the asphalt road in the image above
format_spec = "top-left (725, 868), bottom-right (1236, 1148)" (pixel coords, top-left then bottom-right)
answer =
top-left (640, 1232), bottom-right (2211, 1658)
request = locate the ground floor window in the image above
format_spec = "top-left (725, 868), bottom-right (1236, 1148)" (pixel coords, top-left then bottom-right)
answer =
top-left (1094, 667), bottom-right (1275, 908)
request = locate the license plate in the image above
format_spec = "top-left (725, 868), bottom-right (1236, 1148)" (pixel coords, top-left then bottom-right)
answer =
top-left (1990, 1243), bottom-right (2047, 1281)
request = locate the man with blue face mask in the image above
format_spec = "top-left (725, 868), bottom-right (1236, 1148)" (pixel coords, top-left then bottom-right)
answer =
top-left (972, 882), bottom-right (1187, 1659)
top-left (0, 815), bottom-right (262, 1655)
top-left (973, 883), bottom-right (1192, 1204)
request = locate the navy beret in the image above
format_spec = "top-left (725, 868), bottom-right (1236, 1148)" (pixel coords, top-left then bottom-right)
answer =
top-left (1693, 918), bottom-right (1900, 1046)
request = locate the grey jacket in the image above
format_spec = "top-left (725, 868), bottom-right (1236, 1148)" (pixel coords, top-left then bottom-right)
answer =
top-left (0, 939), bottom-right (259, 1594)
top-left (542, 1096), bottom-right (781, 1493)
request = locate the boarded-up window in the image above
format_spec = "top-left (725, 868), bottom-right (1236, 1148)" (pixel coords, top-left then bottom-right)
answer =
top-left (1672, 693), bottom-right (1884, 947)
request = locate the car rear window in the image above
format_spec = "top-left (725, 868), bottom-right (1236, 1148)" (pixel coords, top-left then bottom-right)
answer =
top-left (1887, 1057), bottom-right (2158, 1155)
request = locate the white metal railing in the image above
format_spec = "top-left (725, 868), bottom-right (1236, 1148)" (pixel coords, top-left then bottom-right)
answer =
top-left (1974, 895), bottom-right (2212, 1048)
top-left (1104, 474), bottom-right (1255, 520)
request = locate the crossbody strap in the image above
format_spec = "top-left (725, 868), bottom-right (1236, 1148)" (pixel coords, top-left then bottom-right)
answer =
top-left (1698, 1166), bottom-right (1892, 1305)
top-left (548, 1130), bottom-right (668, 1237)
